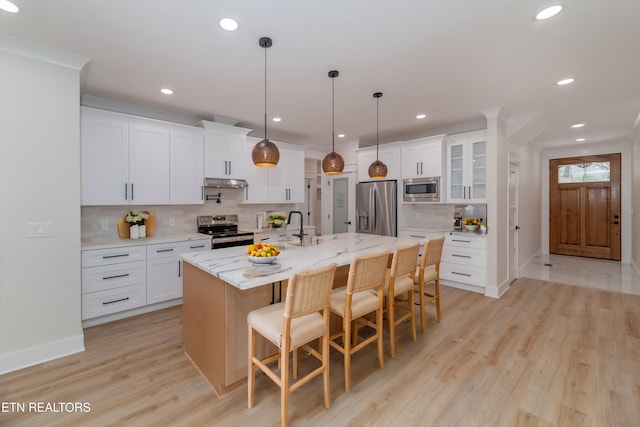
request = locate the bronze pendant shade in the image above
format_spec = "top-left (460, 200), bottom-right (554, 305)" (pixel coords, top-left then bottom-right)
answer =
top-left (322, 70), bottom-right (344, 174)
top-left (368, 92), bottom-right (387, 179)
top-left (252, 37), bottom-right (280, 167)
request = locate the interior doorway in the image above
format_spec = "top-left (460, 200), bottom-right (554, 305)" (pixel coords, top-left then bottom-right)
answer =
top-left (549, 153), bottom-right (621, 260)
top-left (508, 155), bottom-right (519, 283)
top-left (333, 178), bottom-right (349, 233)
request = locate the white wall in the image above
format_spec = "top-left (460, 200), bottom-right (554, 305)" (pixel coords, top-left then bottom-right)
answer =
top-left (632, 131), bottom-right (640, 272)
top-left (0, 43), bottom-right (87, 373)
top-left (541, 140), bottom-right (633, 263)
top-left (515, 143), bottom-right (542, 268)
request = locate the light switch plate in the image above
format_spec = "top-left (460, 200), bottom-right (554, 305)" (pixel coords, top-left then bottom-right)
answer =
top-left (27, 222), bottom-right (52, 237)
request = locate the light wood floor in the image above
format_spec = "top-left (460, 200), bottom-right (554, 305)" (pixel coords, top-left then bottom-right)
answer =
top-left (1, 277), bottom-right (639, 426)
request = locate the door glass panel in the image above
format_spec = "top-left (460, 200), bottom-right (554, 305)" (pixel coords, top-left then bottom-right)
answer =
top-left (333, 178), bottom-right (348, 233)
top-left (471, 141), bottom-right (486, 199)
top-left (558, 162), bottom-right (610, 183)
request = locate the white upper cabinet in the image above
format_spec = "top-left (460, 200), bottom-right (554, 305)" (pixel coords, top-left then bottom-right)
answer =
top-left (356, 143), bottom-right (401, 182)
top-left (242, 138), bottom-right (305, 204)
top-left (401, 135), bottom-right (446, 179)
top-left (81, 107), bottom-right (205, 206)
top-left (170, 125), bottom-right (204, 204)
top-left (199, 120), bottom-right (250, 180)
top-left (81, 108), bottom-right (129, 205)
top-left (446, 130), bottom-right (487, 203)
top-left (128, 118), bottom-right (171, 205)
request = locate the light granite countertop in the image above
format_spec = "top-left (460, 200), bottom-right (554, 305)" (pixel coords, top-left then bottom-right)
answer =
top-left (180, 232), bottom-right (433, 291)
top-left (82, 233), bottom-right (211, 251)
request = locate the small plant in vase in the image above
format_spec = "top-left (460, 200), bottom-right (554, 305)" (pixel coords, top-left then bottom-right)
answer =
top-left (125, 211), bottom-right (149, 239)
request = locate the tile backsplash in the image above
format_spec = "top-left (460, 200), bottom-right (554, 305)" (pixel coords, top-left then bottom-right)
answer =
top-left (81, 188), bottom-right (302, 244)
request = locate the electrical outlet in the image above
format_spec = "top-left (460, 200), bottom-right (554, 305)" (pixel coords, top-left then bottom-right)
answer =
top-left (169, 217), bottom-right (175, 226)
top-left (101, 220), bottom-right (109, 230)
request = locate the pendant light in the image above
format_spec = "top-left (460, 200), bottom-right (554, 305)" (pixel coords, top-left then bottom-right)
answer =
top-left (368, 92), bottom-right (387, 179)
top-left (322, 70), bottom-right (344, 174)
top-left (252, 37), bottom-right (280, 167)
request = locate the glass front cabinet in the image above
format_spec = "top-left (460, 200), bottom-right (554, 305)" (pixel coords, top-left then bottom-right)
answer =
top-left (446, 131), bottom-right (486, 203)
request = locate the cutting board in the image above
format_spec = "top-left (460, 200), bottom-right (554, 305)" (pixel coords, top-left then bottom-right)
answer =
top-left (117, 211), bottom-right (157, 239)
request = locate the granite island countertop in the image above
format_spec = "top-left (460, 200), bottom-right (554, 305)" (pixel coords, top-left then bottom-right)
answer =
top-left (180, 232), bottom-right (432, 291)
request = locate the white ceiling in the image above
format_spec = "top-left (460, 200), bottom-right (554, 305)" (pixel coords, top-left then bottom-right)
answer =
top-left (2, 0), bottom-right (639, 151)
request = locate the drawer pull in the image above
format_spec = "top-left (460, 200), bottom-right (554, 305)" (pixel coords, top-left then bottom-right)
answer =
top-left (102, 253), bottom-right (130, 259)
top-left (189, 244), bottom-right (206, 249)
top-left (410, 234), bottom-right (426, 238)
top-left (452, 254), bottom-right (472, 258)
top-left (102, 297), bottom-right (130, 305)
top-left (102, 273), bottom-right (130, 280)
top-left (451, 239), bottom-right (471, 243)
top-left (156, 248), bottom-right (174, 253)
top-left (452, 271), bottom-right (472, 277)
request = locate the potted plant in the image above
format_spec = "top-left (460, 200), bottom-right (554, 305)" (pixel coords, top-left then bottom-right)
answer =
top-left (268, 214), bottom-right (287, 228)
top-left (125, 211), bottom-right (149, 239)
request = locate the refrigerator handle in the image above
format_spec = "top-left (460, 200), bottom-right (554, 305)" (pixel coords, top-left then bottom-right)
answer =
top-left (369, 186), bottom-right (375, 233)
top-left (372, 187), bottom-right (377, 231)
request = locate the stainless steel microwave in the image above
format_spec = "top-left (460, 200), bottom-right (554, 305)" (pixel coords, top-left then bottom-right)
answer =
top-left (403, 177), bottom-right (440, 202)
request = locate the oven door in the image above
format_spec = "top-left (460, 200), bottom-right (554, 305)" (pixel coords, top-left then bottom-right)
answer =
top-left (211, 234), bottom-right (254, 249)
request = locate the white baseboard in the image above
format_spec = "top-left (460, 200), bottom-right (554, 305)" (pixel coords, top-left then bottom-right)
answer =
top-left (0, 333), bottom-right (85, 375)
top-left (484, 277), bottom-right (511, 299)
top-left (632, 259), bottom-right (640, 278)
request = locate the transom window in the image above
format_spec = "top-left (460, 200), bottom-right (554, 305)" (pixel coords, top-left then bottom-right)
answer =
top-left (558, 162), bottom-right (610, 183)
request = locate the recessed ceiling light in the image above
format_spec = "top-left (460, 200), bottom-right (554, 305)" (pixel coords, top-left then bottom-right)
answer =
top-left (272, 117), bottom-right (281, 122)
top-left (160, 88), bottom-right (174, 95)
top-left (0, 0), bottom-right (19, 13)
top-left (416, 114), bottom-right (427, 119)
top-left (536, 5), bottom-right (564, 20)
top-left (571, 122), bottom-right (585, 128)
top-left (219, 18), bottom-right (238, 31)
top-left (337, 133), bottom-right (345, 138)
top-left (576, 138), bottom-right (586, 142)
top-left (556, 78), bottom-right (575, 86)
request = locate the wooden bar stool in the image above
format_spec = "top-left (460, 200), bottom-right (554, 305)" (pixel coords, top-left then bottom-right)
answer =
top-left (415, 236), bottom-right (445, 333)
top-left (329, 251), bottom-right (388, 391)
top-left (247, 263), bottom-right (337, 427)
top-left (385, 242), bottom-right (420, 358)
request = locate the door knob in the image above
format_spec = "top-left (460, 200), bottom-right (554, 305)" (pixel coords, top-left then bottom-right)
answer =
top-left (515, 225), bottom-right (520, 230)
top-left (344, 221), bottom-right (352, 225)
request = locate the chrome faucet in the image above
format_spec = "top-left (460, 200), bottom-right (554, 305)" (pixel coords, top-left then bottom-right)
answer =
top-left (287, 210), bottom-right (305, 246)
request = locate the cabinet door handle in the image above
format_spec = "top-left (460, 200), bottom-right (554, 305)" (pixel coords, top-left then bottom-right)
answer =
top-left (189, 244), bottom-right (206, 249)
top-left (156, 248), bottom-right (174, 253)
top-left (421, 162), bottom-right (423, 175)
top-left (463, 186), bottom-right (466, 199)
top-left (124, 183), bottom-right (128, 200)
top-left (228, 161), bottom-right (231, 175)
top-left (452, 271), bottom-right (472, 277)
top-left (201, 186), bottom-right (204, 200)
top-left (224, 160), bottom-right (228, 175)
top-left (178, 261), bottom-right (181, 277)
top-left (416, 162), bottom-right (419, 175)
top-left (102, 253), bottom-right (130, 259)
top-left (131, 183), bottom-right (134, 200)
top-left (103, 297), bottom-right (130, 305)
top-left (102, 273), bottom-right (130, 280)
top-left (410, 234), bottom-right (426, 238)
top-left (468, 186), bottom-right (471, 199)
top-left (451, 239), bottom-right (471, 243)
top-left (452, 254), bottom-right (472, 258)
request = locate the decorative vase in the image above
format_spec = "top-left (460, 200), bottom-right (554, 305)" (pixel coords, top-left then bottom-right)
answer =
top-left (129, 224), bottom-right (139, 239)
top-left (139, 224), bottom-right (146, 238)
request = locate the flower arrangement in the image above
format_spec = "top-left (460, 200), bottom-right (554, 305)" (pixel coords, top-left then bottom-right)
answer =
top-left (125, 211), bottom-right (149, 226)
top-left (268, 214), bottom-right (287, 228)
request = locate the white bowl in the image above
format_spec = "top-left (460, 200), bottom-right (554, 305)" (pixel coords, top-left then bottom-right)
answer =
top-left (463, 224), bottom-right (479, 231)
top-left (248, 255), bottom-right (278, 264)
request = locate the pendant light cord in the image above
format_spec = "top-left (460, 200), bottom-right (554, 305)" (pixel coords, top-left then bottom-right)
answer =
top-left (376, 96), bottom-right (379, 161)
top-left (264, 45), bottom-right (268, 141)
top-left (332, 77), bottom-right (335, 152)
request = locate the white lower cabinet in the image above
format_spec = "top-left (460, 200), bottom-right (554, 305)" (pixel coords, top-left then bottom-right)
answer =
top-left (439, 232), bottom-right (487, 293)
top-left (81, 237), bottom-right (211, 323)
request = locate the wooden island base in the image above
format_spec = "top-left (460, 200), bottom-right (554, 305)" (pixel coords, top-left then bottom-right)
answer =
top-left (182, 261), bottom-right (349, 397)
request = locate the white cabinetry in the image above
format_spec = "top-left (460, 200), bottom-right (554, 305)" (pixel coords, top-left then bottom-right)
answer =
top-left (82, 236), bottom-right (211, 324)
top-left (439, 232), bottom-right (487, 294)
top-left (357, 143), bottom-right (401, 182)
top-left (170, 125), bottom-right (205, 204)
top-left (81, 107), bottom-right (205, 206)
top-left (446, 131), bottom-right (486, 203)
top-left (243, 138), bottom-right (305, 204)
top-left (199, 120), bottom-right (250, 180)
top-left (401, 135), bottom-right (445, 179)
top-left (81, 245), bottom-right (147, 320)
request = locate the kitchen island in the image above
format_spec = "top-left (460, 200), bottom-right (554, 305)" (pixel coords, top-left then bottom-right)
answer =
top-left (180, 232), bottom-right (429, 396)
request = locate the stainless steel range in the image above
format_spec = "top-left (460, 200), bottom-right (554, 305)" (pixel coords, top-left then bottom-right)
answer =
top-left (197, 214), bottom-right (254, 249)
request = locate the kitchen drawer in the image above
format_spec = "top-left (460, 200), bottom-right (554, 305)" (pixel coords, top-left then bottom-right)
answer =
top-left (398, 229), bottom-right (443, 240)
top-left (82, 260), bottom-right (146, 294)
top-left (445, 233), bottom-right (487, 249)
top-left (440, 262), bottom-right (486, 287)
top-left (82, 245), bottom-right (146, 267)
top-left (442, 246), bottom-right (486, 268)
top-left (180, 239), bottom-right (210, 253)
top-left (147, 242), bottom-right (182, 260)
top-left (82, 283), bottom-right (147, 320)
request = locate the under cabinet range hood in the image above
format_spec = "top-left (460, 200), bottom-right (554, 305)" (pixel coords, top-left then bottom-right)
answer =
top-left (204, 178), bottom-right (249, 189)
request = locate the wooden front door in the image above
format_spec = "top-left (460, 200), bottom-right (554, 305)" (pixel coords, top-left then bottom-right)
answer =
top-left (549, 153), bottom-right (621, 260)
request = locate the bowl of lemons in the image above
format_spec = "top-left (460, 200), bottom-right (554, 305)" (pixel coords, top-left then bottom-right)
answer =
top-left (246, 243), bottom-right (280, 264)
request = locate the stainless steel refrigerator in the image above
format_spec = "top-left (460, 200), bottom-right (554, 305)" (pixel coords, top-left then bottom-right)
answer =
top-left (356, 180), bottom-right (397, 237)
